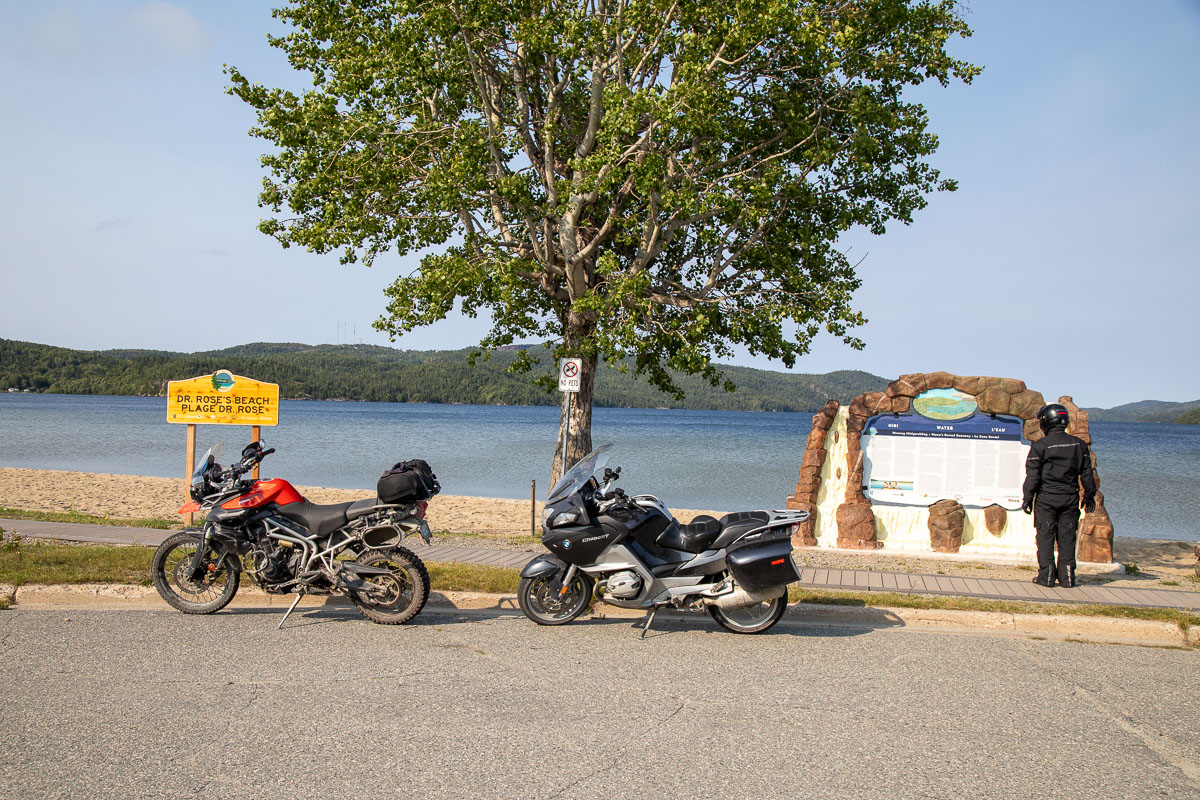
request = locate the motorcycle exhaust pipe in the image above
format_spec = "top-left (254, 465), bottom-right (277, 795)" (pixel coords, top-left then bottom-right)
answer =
top-left (706, 585), bottom-right (785, 610)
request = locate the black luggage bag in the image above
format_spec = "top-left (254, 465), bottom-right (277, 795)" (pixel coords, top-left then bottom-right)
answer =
top-left (377, 459), bottom-right (441, 504)
top-left (726, 529), bottom-right (801, 593)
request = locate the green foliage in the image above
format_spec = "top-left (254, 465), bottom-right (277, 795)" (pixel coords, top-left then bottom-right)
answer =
top-left (228, 0), bottom-right (978, 401)
top-left (1178, 408), bottom-right (1200, 425)
top-left (0, 338), bottom-right (885, 411)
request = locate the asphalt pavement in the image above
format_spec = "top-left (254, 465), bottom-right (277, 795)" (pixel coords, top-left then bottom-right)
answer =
top-left (1, 606), bottom-right (1198, 799)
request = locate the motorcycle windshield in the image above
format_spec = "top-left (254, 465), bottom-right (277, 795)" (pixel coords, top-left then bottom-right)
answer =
top-left (191, 442), bottom-right (223, 486)
top-left (546, 444), bottom-right (612, 504)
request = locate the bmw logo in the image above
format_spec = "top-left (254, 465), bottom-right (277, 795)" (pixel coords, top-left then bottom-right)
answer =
top-left (562, 539), bottom-right (571, 549)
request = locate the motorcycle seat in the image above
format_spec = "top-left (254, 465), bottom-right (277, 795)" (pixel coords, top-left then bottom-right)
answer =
top-left (277, 500), bottom-right (355, 538)
top-left (711, 511), bottom-right (772, 549)
top-left (346, 498), bottom-right (390, 521)
top-left (655, 515), bottom-right (722, 554)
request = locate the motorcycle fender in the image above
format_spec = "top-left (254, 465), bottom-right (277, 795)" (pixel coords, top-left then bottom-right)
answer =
top-left (520, 554), bottom-right (569, 580)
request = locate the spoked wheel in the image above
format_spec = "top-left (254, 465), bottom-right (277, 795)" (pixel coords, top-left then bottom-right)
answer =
top-left (152, 530), bottom-right (239, 614)
top-left (349, 548), bottom-right (430, 625)
top-left (707, 594), bottom-right (788, 634)
top-left (517, 572), bottom-right (593, 626)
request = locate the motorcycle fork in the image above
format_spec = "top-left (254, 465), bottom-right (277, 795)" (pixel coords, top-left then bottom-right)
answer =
top-left (187, 528), bottom-right (212, 581)
top-left (558, 565), bottom-right (577, 597)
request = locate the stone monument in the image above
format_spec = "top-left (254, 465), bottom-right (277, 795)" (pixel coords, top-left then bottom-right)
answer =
top-left (786, 372), bottom-right (1115, 563)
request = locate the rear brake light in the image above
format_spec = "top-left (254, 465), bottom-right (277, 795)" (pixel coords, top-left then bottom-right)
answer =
top-left (771, 558), bottom-right (785, 566)
top-left (417, 501), bottom-right (429, 519)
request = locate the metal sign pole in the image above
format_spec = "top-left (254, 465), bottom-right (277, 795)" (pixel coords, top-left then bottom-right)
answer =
top-left (561, 391), bottom-right (572, 474)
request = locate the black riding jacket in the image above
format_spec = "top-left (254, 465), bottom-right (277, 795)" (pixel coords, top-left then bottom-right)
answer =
top-left (1022, 427), bottom-right (1097, 504)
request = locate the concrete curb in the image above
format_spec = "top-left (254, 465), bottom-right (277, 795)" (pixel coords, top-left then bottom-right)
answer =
top-left (5, 583), bottom-right (1195, 648)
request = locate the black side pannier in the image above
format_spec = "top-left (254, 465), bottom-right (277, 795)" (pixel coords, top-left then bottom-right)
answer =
top-left (377, 459), bottom-right (441, 504)
top-left (725, 529), bottom-right (801, 593)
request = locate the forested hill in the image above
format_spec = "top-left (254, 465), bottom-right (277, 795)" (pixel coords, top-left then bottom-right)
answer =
top-left (0, 339), bottom-right (885, 412)
top-left (1085, 398), bottom-right (1200, 424)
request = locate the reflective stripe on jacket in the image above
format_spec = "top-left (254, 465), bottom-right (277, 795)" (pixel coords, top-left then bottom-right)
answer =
top-left (1022, 429), bottom-right (1097, 503)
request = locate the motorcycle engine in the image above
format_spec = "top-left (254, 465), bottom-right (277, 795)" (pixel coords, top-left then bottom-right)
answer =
top-left (250, 541), bottom-right (298, 583)
top-left (604, 570), bottom-right (642, 600)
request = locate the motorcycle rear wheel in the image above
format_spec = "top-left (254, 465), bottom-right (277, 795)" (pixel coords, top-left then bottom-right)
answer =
top-left (151, 530), bottom-right (239, 614)
top-left (706, 595), bottom-right (787, 634)
top-left (517, 572), bottom-right (593, 626)
top-left (349, 548), bottom-right (430, 625)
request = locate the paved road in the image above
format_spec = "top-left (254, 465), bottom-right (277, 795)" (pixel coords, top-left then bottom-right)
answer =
top-left (2, 606), bottom-right (1198, 799)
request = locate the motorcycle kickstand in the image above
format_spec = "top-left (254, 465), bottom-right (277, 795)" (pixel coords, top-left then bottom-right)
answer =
top-left (640, 607), bottom-right (658, 640)
top-left (277, 591), bottom-right (305, 630)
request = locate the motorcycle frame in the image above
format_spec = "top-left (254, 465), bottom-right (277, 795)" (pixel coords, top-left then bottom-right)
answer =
top-left (188, 481), bottom-right (430, 591)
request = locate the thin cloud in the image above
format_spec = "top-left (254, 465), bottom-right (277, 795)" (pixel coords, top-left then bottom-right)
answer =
top-left (16, 3), bottom-right (210, 65)
top-left (127, 2), bottom-right (209, 59)
top-left (93, 217), bottom-right (133, 232)
top-left (28, 8), bottom-right (82, 56)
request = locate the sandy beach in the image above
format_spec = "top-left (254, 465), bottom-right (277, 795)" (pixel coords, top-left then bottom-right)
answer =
top-left (1, 467), bottom-right (1196, 588)
top-left (0, 467), bottom-right (725, 538)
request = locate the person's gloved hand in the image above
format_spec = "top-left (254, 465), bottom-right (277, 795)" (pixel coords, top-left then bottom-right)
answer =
top-left (1083, 497), bottom-right (1096, 513)
top-left (1022, 500), bottom-right (1033, 515)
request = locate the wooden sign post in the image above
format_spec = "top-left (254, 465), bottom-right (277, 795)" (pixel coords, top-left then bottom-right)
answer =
top-left (167, 370), bottom-right (280, 522)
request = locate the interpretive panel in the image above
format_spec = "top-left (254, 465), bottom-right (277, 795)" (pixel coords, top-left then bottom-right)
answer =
top-left (862, 412), bottom-right (1028, 509)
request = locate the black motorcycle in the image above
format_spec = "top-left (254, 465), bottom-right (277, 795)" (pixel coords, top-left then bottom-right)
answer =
top-left (518, 445), bottom-right (809, 635)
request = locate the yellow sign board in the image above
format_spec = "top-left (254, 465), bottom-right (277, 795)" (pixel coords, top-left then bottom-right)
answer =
top-left (167, 371), bottom-right (279, 426)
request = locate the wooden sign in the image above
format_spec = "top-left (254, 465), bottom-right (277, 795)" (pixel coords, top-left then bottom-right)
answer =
top-left (167, 370), bottom-right (279, 426)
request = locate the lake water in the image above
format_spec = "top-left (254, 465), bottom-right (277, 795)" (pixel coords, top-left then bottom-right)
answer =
top-left (0, 394), bottom-right (1196, 541)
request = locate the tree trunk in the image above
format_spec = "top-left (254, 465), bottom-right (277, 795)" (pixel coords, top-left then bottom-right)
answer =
top-left (549, 316), bottom-right (597, 488)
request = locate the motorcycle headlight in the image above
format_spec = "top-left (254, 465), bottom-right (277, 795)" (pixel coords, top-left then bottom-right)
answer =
top-left (541, 507), bottom-right (555, 525)
top-left (550, 511), bottom-right (579, 527)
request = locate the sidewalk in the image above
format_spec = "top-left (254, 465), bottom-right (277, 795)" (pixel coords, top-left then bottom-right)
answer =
top-left (4, 518), bottom-right (1198, 612)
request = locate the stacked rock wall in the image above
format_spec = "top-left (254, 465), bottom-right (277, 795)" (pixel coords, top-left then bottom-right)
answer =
top-left (787, 373), bottom-right (1115, 563)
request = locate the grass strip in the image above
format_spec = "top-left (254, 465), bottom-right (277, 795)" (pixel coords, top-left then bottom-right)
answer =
top-left (0, 539), bottom-right (154, 586)
top-left (1, 537), bottom-right (1195, 633)
top-left (0, 506), bottom-right (180, 530)
top-left (0, 536), bottom-right (522, 595)
top-left (426, 561), bottom-right (521, 594)
top-left (788, 586), bottom-right (1200, 632)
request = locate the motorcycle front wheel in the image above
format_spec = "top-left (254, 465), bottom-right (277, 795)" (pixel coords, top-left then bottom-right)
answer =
top-left (349, 548), bottom-right (430, 625)
top-left (517, 572), bottom-right (593, 626)
top-left (151, 530), bottom-right (239, 614)
top-left (706, 595), bottom-right (787, 634)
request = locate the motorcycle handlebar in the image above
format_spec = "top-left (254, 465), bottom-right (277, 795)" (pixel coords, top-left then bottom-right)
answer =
top-left (231, 447), bottom-right (274, 478)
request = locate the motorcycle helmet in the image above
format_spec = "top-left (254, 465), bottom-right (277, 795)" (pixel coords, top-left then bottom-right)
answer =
top-left (1037, 403), bottom-right (1069, 433)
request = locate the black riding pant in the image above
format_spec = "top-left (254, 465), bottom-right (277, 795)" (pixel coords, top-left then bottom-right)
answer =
top-left (1034, 493), bottom-right (1079, 586)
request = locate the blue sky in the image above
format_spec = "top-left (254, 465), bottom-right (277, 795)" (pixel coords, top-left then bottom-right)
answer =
top-left (1, 1), bottom-right (1197, 408)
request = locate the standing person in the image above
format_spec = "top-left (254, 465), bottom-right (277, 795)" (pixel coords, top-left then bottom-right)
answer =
top-left (1022, 404), bottom-right (1097, 587)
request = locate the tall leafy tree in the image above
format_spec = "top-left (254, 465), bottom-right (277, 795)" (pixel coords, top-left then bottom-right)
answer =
top-left (230, 0), bottom-right (978, 481)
